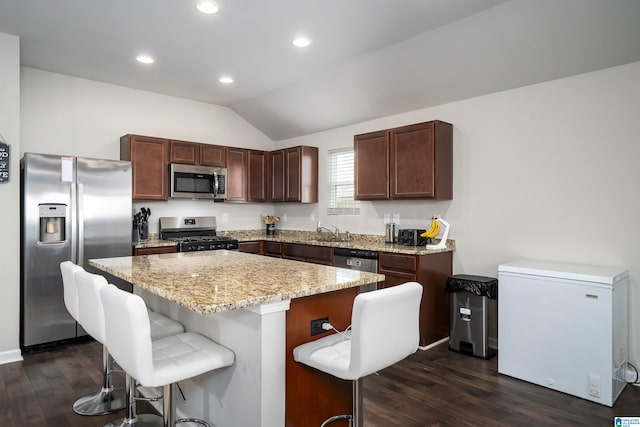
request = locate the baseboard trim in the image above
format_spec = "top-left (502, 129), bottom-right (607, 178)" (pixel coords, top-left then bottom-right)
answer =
top-left (0, 349), bottom-right (23, 365)
top-left (418, 337), bottom-right (449, 351)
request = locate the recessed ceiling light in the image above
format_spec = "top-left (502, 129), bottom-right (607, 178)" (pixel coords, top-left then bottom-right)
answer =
top-left (136, 55), bottom-right (154, 64)
top-left (292, 37), bottom-right (312, 48)
top-left (219, 76), bottom-right (234, 84)
top-left (196, 1), bottom-right (220, 14)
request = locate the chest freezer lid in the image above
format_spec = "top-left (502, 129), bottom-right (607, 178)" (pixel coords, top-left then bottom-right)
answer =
top-left (498, 259), bottom-right (628, 285)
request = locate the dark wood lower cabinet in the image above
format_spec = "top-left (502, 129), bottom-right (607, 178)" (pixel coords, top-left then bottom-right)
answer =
top-left (132, 245), bottom-right (178, 256)
top-left (264, 241), bottom-right (283, 257)
top-left (283, 243), bottom-right (333, 265)
top-left (286, 287), bottom-right (357, 427)
top-left (379, 251), bottom-right (452, 347)
top-left (237, 241), bottom-right (261, 254)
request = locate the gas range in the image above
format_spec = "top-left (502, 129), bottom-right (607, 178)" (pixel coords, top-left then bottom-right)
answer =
top-left (159, 216), bottom-right (238, 253)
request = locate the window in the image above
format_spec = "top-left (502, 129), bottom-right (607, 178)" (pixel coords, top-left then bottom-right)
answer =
top-left (327, 147), bottom-right (360, 215)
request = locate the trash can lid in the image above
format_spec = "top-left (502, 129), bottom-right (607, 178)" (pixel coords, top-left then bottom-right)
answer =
top-left (446, 274), bottom-right (498, 299)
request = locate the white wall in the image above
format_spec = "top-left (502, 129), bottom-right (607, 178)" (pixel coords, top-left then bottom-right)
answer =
top-left (20, 67), bottom-right (277, 232)
top-left (278, 61), bottom-right (640, 365)
top-left (14, 58), bottom-right (640, 369)
top-left (0, 33), bottom-right (22, 363)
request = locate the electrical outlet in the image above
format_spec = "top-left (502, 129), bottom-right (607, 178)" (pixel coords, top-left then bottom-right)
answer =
top-left (392, 214), bottom-right (400, 224)
top-left (588, 373), bottom-right (600, 397)
top-left (222, 213), bottom-right (229, 223)
top-left (310, 317), bottom-right (329, 336)
top-left (283, 213), bottom-right (288, 222)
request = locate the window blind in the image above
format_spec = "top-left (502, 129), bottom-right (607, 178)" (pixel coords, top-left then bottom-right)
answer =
top-left (327, 147), bottom-right (360, 215)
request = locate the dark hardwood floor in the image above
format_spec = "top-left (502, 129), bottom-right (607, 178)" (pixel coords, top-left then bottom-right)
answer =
top-left (2, 339), bottom-right (639, 426)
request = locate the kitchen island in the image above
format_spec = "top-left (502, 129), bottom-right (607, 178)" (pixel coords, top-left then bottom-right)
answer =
top-left (90, 250), bottom-right (384, 427)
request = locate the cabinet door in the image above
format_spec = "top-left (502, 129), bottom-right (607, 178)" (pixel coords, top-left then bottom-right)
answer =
top-left (264, 241), bottom-right (283, 257)
top-left (354, 130), bottom-right (389, 200)
top-left (390, 121), bottom-right (452, 200)
top-left (379, 269), bottom-right (417, 289)
top-left (200, 144), bottom-right (226, 167)
top-left (270, 149), bottom-right (286, 202)
top-left (226, 147), bottom-right (247, 201)
top-left (284, 146), bottom-right (318, 203)
top-left (169, 140), bottom-right (198, 165)
top-left (285, 147), bottom-right (301, 202)
top-left (299, 146), bottom-right (318, 203)
top-left (247, 150), bottom-right (267, 202)
top-left (121, 135), bottom-right (169, 201)
top-left (390, 123), bottom-right (435, 198)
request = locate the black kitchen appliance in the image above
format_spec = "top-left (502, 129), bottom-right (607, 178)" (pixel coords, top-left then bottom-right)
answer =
top-left (397, 229), bottom-right (428, 246)
top-left (159, 216), bottom-right (238, 252)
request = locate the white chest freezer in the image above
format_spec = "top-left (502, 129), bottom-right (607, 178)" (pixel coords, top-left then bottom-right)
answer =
top-left (498, 259), bottom-right (629, 406)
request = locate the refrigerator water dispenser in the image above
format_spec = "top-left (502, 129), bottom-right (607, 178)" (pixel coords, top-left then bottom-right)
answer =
top-left (38, 203), bottom-right (66, 243)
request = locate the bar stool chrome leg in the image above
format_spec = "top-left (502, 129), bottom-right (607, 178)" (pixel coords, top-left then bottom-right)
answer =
top-left (73, 345), bottom-right (126, 415)
top-left (104, 373), bottom-right (163, 427)
top-left (319, 379), bottom-right (363, 427)
top-left (164, 383), bottom-right (211, 427)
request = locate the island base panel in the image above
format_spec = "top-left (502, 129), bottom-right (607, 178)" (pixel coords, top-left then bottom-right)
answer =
top-left (286, 287), bottom-right (358, 427)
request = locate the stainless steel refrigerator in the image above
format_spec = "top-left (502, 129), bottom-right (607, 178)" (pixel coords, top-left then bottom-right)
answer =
top-left (21, 152), bottom-right (132, 350)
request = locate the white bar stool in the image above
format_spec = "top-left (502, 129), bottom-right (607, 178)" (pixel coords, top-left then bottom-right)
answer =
top-left (100, 284), bottom-right (235, 427)
top-left (61, 261), bottom-right (126, 416)
top-left (293, 281), bottom-right (423, 427)
top-left (73, 268), bottom-right (185, 426)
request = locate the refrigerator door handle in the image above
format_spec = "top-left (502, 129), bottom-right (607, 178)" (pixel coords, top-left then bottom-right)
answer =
top-left (70, 181), bottom-right (78, 263)
top-left (77, 182), bottom-right (84, 267)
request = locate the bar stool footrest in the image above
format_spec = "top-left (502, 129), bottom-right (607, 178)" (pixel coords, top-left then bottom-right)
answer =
top-left (104, 413), bottom-right (163, 427)
top-left (176, 417), bottom-right (211, 427)
top-left (321, 414), bottom-right (353, 427)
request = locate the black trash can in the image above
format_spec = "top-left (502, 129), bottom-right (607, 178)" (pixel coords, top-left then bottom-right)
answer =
top-left (446, 274), bottom-right (497, 359)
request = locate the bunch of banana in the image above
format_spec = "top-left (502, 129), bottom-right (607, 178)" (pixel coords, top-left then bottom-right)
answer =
top-left (421, 218), bottom-right (440, 239)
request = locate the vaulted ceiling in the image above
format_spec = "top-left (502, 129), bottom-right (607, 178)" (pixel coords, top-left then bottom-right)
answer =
top-left (1, 0), bottom-right (639, 141)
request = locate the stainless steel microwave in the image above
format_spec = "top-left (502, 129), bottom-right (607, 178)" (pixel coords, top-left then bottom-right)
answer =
top-left (169, 163), bottom-right (227, 200)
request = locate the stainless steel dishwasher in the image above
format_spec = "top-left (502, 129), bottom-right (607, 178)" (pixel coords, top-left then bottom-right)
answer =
top-left (333, 248), bottom-right (379, 292)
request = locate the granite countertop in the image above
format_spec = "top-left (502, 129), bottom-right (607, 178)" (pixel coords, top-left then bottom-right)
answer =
top-left (132, 237), bottom-right (178, 249)
top-left (133, 229), bottom-right (456, 255)
top-left (89, 251), bottom-right (385, 315)
top-left (221, 230), bottom-right (456, 255)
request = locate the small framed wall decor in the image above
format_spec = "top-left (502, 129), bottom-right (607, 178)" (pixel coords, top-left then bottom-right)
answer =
top-left (0, 139), bottom-right (9, 183)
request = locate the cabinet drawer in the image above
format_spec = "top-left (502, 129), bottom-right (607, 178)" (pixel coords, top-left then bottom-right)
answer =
top-left (238, 241), bottom-right (261, 254)
top-left (133, 245), bottom-right (177, 256)
top-left (379, 253), bottom-right (417, 272)
top-left (283, 243), bottom-right (332, 263)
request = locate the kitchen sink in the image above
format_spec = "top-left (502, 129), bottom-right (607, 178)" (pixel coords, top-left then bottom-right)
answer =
top-left (309, 237), bottom-right (345, 243)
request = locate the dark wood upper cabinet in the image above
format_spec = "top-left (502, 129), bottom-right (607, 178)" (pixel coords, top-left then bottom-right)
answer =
top-left (247, 150), bottom-right (268, 202)
top-left (355, 120), bottom-right (452, 200)
top-left (121, 133), bottom-right (317, 204)
top-left (170, 140), bottom-right (226, 167)
top-left (283, 146), bottom-right (318, 203)
top-left (120, 134), bottom-right (169, 201)
top-left (225, 147), bottom-right (248, 202)
top-left (200, 144), bottom-right (226, 167)
top-left (270, 149), bottom-right (286, 202)
top-left (354, 130), bottom-right (390, 200)
top-left (169, 140), bottom-right (198, 165)
top-left (285, 147), bottom-right (302, 202)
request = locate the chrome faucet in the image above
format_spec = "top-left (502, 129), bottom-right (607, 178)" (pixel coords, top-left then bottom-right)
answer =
top-left (317, 221), bottom-right (340, 240)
